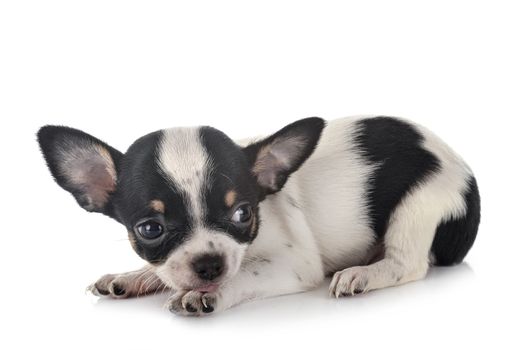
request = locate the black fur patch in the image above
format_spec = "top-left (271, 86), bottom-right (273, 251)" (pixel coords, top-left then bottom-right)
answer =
top-left (199, 126), bottom-right (260, 243)
top-left (353, 117), bottom-right (442, 237)
top-left (113, 131), bottom-right (196, 264)
top-left (431, 176), bottom-right (480, 266)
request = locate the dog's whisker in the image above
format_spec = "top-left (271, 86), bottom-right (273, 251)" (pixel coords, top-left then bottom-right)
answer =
top-left (144, 276), bottom-right (161, 295)
top-left (137, 274), bottom-right (157, 297)
top-left (218, 172), bottom-right (236, 187)
top-left (153, 282), bottom-right (168, 296)
top-left (135, 270), bottom-right (157, 297)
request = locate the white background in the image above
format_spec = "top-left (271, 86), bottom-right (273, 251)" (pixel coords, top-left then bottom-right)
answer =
top-left (1, 1), bottom-right (518, 349)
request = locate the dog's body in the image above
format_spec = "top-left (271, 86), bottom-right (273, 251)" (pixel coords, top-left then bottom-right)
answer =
top-left (38, 116), bottom-right (480, 315)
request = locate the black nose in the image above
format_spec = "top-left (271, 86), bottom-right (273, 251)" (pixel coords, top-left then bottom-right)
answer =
top-left (192, 254), bottom-right (225, 281)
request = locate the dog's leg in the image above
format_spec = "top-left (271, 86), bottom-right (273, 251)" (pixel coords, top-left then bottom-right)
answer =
top-left (329, 168), bottom-right (468, 297)
top-left (88, 265), bottom-right (168, 299)
top-left (329, 210), bottom-right (436, 296)
top-left (167, 251), bottom-right (325, 316)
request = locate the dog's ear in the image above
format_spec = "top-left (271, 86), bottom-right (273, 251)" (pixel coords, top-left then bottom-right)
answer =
top-left (37, 125), bottom-right (123, 216)
top-left (243, 117), bottom-right (325, 196)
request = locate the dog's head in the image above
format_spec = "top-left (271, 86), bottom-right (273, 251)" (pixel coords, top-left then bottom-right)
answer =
top-left (37, 118), bottom-right (324, 291)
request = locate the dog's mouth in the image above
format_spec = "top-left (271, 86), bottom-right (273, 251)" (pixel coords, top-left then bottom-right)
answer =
top-left (193, 283), bottom-right (219, 293)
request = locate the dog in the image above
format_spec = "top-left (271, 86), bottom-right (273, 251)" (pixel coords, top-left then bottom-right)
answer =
top-left (37, 116), bottom-right (480, 316)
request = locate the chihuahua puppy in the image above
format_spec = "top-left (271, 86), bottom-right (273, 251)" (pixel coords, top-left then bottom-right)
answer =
top-left (37, 116), bottom-right (480, 316)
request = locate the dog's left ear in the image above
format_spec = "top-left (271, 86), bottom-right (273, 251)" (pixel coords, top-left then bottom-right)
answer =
top-left (243, 117), bottom-right (325, 196)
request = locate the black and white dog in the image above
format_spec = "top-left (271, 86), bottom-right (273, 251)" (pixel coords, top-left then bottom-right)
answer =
top-left (37, 116), bottom-right (480, 316)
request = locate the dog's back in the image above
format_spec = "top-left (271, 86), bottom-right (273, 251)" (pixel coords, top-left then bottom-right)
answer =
top-left (253, 116), bottom-right (480, 295)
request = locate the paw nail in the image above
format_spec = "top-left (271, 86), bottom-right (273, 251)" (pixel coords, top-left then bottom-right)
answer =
top-left (112, 284), bottom-right (126, 296)
top-left (202, 304), bottom-right (214, 313)
top-left (185, 303), bottom-right (197, 313)
top-left (94, 284), bottom-right (110, 296)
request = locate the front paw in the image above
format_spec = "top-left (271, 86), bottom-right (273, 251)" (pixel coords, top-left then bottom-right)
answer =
top-left (87, 274), bottom-right (134, 299)
top-left (166, 290), bottom-right (220, 316)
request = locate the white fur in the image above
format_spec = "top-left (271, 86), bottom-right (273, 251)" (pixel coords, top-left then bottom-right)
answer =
top-left (158, 127), bottom-right (210, 224)
top-left (155, 227), bottom-right (248, 292)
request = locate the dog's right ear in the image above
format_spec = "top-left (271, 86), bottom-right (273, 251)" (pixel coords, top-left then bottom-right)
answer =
top-left (243, 117), bottom-right (325, 197)
top-left (37, 126), bottom-right (123, 217)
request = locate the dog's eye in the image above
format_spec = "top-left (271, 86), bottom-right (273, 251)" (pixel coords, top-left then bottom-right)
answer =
top-left (231, 204), bottom-right (252, 224)
top-left (136, 220), bottom-right (164, 239)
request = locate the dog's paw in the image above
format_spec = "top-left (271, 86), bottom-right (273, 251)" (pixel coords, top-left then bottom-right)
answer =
top-left (329, 266), bottom-right (370, 298)
top-left (87, 274), bottom-right (136, 299)
top-left (166, 290), bottom-right (219, 316)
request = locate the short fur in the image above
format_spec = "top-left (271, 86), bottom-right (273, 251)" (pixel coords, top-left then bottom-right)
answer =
top-left (38, 116), bottom-right (480, 316)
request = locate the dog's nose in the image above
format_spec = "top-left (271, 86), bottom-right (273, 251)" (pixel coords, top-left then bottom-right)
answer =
top-left (192, 254), bottom-right (224, 281)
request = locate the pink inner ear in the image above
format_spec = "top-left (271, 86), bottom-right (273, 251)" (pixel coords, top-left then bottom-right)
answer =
top-left (257, 167), bottom-right (281, 191)
top-left (79, 160), bottom-right (116, 208)
top-left (253, 135), bottom-right (308, 191)
top-left (58, 145), bottom-right (117, 210)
